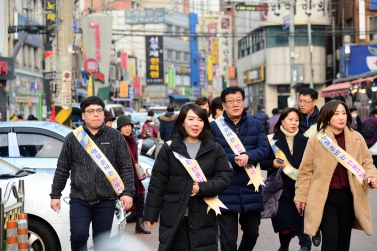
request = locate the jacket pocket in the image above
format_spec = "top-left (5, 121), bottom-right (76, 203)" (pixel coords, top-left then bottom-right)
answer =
top-left (160, 194), bottom-right (182, 227)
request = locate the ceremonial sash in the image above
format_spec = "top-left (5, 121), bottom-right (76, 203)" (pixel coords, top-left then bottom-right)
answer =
top-left (166, 141), bottom-right (227, 215)
top-left (215, 116), bottom-right (265, 191)
top-left (316, 131), bottom-right (365, 184)
top-left (266, 134), bottom-right (298, 180)
top-left (304, 123), bottom-right (317, 138)
top-left (73, 126), bottom-right (125, 195)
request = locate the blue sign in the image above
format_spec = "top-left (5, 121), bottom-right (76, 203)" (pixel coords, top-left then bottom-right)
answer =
top-left (339, 45), bottom-right (377, 77)
top-left (283, 16), bottom-right (290, 30)
top-left (16, 13), bottom-right (42, 47)
top-left (189, 13), bottom-right (199, 87)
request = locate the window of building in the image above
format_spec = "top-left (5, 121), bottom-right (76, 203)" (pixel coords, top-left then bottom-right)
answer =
top-left (370, 17), bottom-right (377, 41)
top-left (175, 26), bottom-right (181, 36)
top-left (167, 24), bottom-right (173, 34)
top-left (184, 52), bottom-right (189, 62)
top-left (167, 49), bottom-right (172, 60)
top-left (175, 51), bottom-right (181, 61)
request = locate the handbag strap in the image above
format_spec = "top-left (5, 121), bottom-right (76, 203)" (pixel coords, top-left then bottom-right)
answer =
top-left (125, 141), bottom-right (137, 164)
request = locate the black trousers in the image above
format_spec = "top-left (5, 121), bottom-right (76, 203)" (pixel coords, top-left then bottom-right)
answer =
top-left (320, 187), bottom-right (354, 251)
top-left (134, 193), bottom-right (145, 217)
top-left (170, 217), bottom-right (191, 251)
top-left (218, 211), bottom-right (261, 251)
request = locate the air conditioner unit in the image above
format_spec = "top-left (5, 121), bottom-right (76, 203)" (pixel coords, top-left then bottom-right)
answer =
top-left (344, 35), bottom-right (351, 44)
top-left (372, 34), bottom-right (377, 41)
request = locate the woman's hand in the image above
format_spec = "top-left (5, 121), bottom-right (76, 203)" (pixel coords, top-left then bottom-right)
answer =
top-left (273, 159), bottom-right (286, 169)
top-left (146, 221), bottom-right (154, 229)
top-left (191, 182), bottom-right (200, 197)
top-left (295, 202), bottom-right (306, 216)
top-left (367, 177), bottom-right (377, 190)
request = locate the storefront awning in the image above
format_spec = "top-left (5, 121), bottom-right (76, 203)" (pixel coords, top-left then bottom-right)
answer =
top-left (321, 82), bottom-right (350, 97)
top-left (169, 95), bottom-right (190, 101)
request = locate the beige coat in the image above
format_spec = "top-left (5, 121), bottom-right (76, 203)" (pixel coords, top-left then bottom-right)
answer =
top-left (294, 126), bottom-right (377, 236)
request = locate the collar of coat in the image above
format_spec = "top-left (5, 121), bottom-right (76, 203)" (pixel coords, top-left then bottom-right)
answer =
top-left (169, 132), bottom-right (216, 159)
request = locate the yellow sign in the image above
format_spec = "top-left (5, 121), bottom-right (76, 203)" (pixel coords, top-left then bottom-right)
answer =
top-left (120, 81), bottom-right (128, 98)
top-left (88, 74), bottom-right (93, 96)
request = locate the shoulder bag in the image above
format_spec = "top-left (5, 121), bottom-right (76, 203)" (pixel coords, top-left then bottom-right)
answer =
top-left (261, 167), bottom-right (284, 219)
top-left (125, 142), bottom-right (147, 181)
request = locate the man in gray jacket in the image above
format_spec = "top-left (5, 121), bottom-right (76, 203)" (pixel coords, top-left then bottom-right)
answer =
top-left (50, 96), bottom-right (135, 251)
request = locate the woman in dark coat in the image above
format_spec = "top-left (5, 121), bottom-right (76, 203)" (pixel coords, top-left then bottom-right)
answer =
top-left (144, 103), bottom-right (233, 251)
top-left (260, 107), bottom-right (309, 251)
top-left (116, 115), bottom-right (150, 234)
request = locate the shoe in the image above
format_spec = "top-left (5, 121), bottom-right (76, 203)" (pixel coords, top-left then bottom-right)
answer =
top-left (278, 248), bottom-right (289, 251)
top-left (312, 230), bottom-right (321, 247)
top-left (298, 247), bottom-right (310, 251)
top-left (135, 217), bottom-right (151, 234)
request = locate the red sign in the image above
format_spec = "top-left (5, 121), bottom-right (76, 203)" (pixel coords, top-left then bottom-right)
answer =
top-left (228, 66), bottom-right (236, 79)
top-left (0, 61), bottom-right (8, 75)
top-left (133, 76), bottom-right (141, 95)
top-left (121, 52), bottom-right (128, 69)
top-left (89, 21), bottom-right (101, 61)
top-left (84, 58), bottom-right (99, 73)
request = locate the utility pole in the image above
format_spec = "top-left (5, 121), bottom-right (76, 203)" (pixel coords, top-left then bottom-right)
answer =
top-left (55, 0), bottom-right (73, 126)
top-left (307, 10), bottom-right (313, 88)
top-left (289, 0), bottom-right (296, 99)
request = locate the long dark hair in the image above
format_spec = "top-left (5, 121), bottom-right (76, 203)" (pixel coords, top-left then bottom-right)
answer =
top-left (173, 103), bottom-right (214, 140)
top-left (274, 107), bottom-right (302, 133)
top-left (317, 100), bottom-right (352, 132)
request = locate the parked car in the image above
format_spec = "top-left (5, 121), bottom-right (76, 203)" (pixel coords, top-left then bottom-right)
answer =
top-left (130, 112), bottom-right (148, 136)
top-left (105, 104), bottom-right (126, 117)
top-left (0, 157), bottom-right (125, 251)
top-left (148, 106), bottom-right (167, 116)
top-left (0, 121), bottom-right (154, 222)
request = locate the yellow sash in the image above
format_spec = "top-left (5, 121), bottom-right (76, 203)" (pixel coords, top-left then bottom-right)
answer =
top-left (73, 126), bottom-right (125, 195)
top-left (166, 141), bottom-right (227, 215)
top-left (215, 116), bottom-right (265, 191)
top-left (316, 131), bottom-right (365, 184)
top-left (266, 134), bottom-right (298, 180)
top-left (304, 123), bottom-right (317, 138)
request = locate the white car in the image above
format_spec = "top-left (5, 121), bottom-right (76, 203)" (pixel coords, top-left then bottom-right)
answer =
top-left (0, 158), bottom-right (126, 251)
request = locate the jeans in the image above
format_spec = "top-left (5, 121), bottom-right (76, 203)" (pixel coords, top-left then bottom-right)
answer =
top-left (70, 198), bottom-right (115, 251)
top-left (218, 211), bottom-right (261, 251)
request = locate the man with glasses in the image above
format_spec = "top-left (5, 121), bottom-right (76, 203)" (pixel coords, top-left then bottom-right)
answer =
top-left (50, 96), bottom-right (135, 251)
top-left (297, 88), bottom-right (321, 250)
top-left (211, 86), bottom-right (270, 251)
top-left (298, 88), bottom-right (320, 133)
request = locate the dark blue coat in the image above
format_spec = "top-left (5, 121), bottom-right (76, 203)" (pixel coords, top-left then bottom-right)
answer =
top-left (210, 111), bottom-right (270, 213)
top-left (158, 112), bottom-right (178, 142)
top-left (260, 129), bottom-right (308, 233)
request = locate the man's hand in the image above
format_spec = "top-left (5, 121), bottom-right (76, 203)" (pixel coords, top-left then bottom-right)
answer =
top-left (191, 182), bottom-right (199, 197)
top-left (146, 221), bottom-right (154, 229)
top-left (235, 154), bottom-right (249, 167)
top-left (120, 195), bottom-right (133, 211)
top-left (50, 199), bottom-right (61, 212)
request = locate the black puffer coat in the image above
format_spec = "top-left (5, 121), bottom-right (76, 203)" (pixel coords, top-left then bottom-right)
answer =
top-left (144, 133), bottom-right (233, 251)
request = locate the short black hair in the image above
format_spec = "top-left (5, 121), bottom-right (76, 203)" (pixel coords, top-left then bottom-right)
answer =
top-left (173, 103), bottom-right (214, 140)
top-left (349, 107), bottom-right (357, 112)
top-left (167, 104), bottom-right (175, 112)
top-left (272, 108), bottom-right (279, 115)
top-left (221, 86), bottom-right (245, 103)
top-left (257, 105), bottom-right (265, 110)
top-left (17, 115), bottom-right (23, 119)
top-left (210, 97), bottom-right (223, 118)
top-left (299, 88), bottom-right (318, 100)
top-left (370, 109), bottom-right (377, 115)
top-left (80, 96), bottom-right (105, 113)
top-left (195, 97), bottom-right (211, 107)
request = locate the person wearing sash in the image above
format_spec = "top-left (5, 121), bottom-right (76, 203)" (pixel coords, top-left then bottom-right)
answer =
top-left (50, 96), bottom-right (135, 251)
top-left (143, 103), bottom-right (233, 251)
top-left (294, 100), bottom-right (377, 251)
top-left (260, 107), bottom-right (310, 251)
top-left (297, 88), bottom-right (320, 133)
top-left (116, 115), bottom-right (151, 234)
top-left (210, 86), bottom-right (270, 251)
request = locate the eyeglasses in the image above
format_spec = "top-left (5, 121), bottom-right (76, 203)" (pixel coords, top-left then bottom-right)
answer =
top-left (297, 100), bottom-right (314, 105)
top-left (84, 108), bottom-right (104, 115)
top-left (225, 99), bottom-right (244, 105)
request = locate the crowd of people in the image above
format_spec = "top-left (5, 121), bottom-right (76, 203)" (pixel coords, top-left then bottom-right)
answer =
top-left (49, 87), bottom-right (377, 251)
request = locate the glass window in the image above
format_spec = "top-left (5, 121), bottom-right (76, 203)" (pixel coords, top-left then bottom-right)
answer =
top-left (167, 49), bottom-right (172, 60)
top-left (17, 133), bottom-right (63, 158)
top-left (111, 107), bottom-right (124, 117)
top-left (184, 52), bottom-right (189, 62)
top-left (167, 24), bottom-right (173, 33)
top-left (0, 133), bottom-right (9, 157)
top-left (176, 51), bottom-right (181, 61)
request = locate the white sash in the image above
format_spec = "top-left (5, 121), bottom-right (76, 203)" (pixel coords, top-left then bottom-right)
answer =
top-left (73, 126), bottom-right (125, 195)
top-left (215, 116), bottom-right (265, 191)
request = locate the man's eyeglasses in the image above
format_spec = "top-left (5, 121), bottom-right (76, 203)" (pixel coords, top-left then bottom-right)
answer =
top-left (84, 108), bottom-right (104, 115)
top-left (297, 100), bottom-right (314, 105)
top-left (225, 99), bottom-right (244, 105)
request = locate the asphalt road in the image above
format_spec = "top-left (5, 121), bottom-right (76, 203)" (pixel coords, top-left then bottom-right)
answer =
top-left (122, 185), bottom-right (377, 250)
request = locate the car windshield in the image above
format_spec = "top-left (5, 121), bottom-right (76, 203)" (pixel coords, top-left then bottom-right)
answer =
top-left (132, 113), bottom-right (148, 123)
top-left (0, 157), bottom-right (21, 175)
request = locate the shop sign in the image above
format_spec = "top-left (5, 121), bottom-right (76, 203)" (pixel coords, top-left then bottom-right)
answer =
top-left (119, 81), bottom-right (128, 97)
top-left (133, 76), bottom-right (141, 95)
top-left (0, 57), bottom-right (14, 81)
top-left (89, 21), bottom-right (101, 62)
top-left (247, 66), bottom-right (265, 84)
top-left (45, 0), bottom-right (56, 49)
top-left (61, 70), bottom-right (72, 110)
top-left (146, 36), bottom-right (164, 84)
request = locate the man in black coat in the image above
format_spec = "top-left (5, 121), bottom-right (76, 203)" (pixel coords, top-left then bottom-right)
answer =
top-left (158, 105), bottom-right (178, 142)
top-left (298, 88), bottom-right (320, 132)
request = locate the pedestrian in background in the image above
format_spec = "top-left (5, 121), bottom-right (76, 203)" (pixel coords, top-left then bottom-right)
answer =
top-left (298, 88), bottom-right (320, 133)
top-left (294, 100), bottom-right (377, 251)
top-left (361, 109), bottom-right (377, 148)
top-left (104, 110), bottom-right (115, 127)
top-left (158, 105), bottom-right (178, 142)
top-left (260, 107), bottom-right (310, 251)
top-left (211, 86), bottom-right (270, 251)
top-left (268, 108), bottom-right (280, 134)
top-left (27, 114), bottom-right (38, 121)
top-left (50, 96), bottom-right (135, 251)
top-left (253, 105), bottom-right (270, 134)
top-left (195, 96), bottom-right (211, 117)
top-left (17, 115), bottom-right (23, 121)
top-left (116, 115), bottom-right (150, 234)
top-left (142, 111), bottom-right (158, 139)
top-left (144, 103), bottom-right (233, 250)
top-left (210, 96), bottom-right (224, 120)
top-left (349, 108), bottom-right (362, 133)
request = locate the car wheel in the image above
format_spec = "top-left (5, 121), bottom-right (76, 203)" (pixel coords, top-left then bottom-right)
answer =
top-left (28, 218), bottom-right (60, 251)
top-left (126, 211), bottom-right (137, 222)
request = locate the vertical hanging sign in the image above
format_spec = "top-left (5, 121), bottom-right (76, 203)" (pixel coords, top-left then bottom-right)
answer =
top-left (61, 71), bottom-right (72, 110)
top-left (146, 36), bottom-right (164, 84)
top-left (167, 67), bottom-right (175, 89)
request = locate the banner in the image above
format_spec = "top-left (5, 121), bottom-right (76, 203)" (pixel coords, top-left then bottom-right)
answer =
top-left (120, 81), bottom-right (128, 98)
top-left (146, 36), bottom-right (164, 84)
top-left (168, 67), bottom-right (175, 89)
